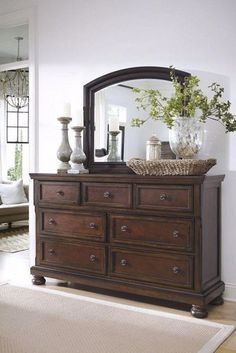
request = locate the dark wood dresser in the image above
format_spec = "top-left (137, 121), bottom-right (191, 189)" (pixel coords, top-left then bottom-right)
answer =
top-left (30, 173), bottom-right (225, 317)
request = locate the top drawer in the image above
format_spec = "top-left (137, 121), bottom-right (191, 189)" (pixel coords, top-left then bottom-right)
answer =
top-left (38, 182), bottom-right (80, 205)
top-left (135, 185), bottom-right (193, 213)
top-left (82, 183), bottom-right (132, 208)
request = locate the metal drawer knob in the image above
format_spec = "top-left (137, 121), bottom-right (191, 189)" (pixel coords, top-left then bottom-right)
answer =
top-left (89, 222), bottom-right (96, 229)
top-left (172, 230), bottom-right (179, 238)
top-left (56, 190), bottom-right (64, 196)
top-left (160, 193), bottom-right (168, 201)
top-left (48, 218), bottom-right (55, 225)
top-left (48, 248), bottom-right (56, 256)
top-left (103, 191), bottom-right (111, 198)
top-left (172, 266), bottom-right (181, 274)
top-left (89, 254), bottom-right (96, 262)
top-left (120, 259), bottom-right (128, 267)
top-left (121, 225), bottom-right (128, 232)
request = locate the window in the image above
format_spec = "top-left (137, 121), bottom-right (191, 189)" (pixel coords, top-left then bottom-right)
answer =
top-left (0, 96), bottom-right (29, 182)
top-left (107, 104), bottom-right (127, 124)
top-left (6, 96), bottom-right (29, 143)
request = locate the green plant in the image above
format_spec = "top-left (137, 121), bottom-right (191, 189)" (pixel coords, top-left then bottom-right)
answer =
top-left (131, 69), bottom-right (236, 132)
top-left (7, 143), bottom-right (23, 181)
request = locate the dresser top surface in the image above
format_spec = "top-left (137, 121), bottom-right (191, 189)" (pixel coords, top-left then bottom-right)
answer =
top-left (30, 173), bottom-right (225, 185)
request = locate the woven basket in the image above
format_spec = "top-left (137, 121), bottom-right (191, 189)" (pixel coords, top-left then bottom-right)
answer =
top-left (126, 158), bottom-right (217, 176)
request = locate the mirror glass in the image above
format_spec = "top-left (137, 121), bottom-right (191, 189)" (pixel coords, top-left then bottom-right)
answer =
top-left (84, 66), bottom-right (189, 173)
top-left (94, 79), bottom-right (174, 162)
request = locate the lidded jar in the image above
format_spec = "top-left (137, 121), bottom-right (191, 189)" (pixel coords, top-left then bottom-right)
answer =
top-left (146, 134), bottom-right (161, 161)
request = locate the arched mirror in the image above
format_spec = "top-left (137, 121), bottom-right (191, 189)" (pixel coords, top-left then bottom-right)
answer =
top-left (83, 66), bottom-right (190, 173)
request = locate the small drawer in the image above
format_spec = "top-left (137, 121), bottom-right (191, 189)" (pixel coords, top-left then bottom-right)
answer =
top-left (82, 183), bottom-right (132, 208)
top-left (110, 248), bottom-right (193, 288)
top-left (38, 182), bottom-right (80, 205)
top-left (40, 209), bottom-right (106, 242)
top-left (110, 215), bottom-right (193, 251)
top-left (135, 185), bottom-right (193, 212)
top-left (40, 239), bottom-right (106, 274)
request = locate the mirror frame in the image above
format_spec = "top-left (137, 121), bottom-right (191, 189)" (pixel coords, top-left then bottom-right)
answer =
top-left (83, 66), bottom-right (190, 174)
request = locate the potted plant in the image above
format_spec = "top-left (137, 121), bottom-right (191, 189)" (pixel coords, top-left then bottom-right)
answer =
top-left (131, 68), bottom-right (236, 158)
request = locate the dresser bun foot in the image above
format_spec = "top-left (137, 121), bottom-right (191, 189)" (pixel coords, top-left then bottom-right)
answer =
top-left (210, 295), bottom-right (224, 305)
top-left (32, 275), bottom-right (46, 285)
top-left (191, 305), bottom-right (208, 318)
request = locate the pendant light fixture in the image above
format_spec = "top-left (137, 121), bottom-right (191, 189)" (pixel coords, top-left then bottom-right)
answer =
top-left (0, 37), bottom-right (29, 109)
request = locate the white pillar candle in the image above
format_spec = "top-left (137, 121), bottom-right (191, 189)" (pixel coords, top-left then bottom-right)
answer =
top-left (109, 115), bottom-right (119, 131)
top-left (73, 109), bottom-right (84, 126)
top-left (62, 102), bottom-right (71, 117)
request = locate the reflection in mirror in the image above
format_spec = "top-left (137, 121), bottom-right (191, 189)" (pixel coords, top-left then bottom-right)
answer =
top-left (94, 79), bottom-right (174, 162)
top-left (84, 66), bottom-right (190, 173)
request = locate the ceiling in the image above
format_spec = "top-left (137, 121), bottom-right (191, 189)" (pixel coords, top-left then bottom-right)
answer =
top-left (0, 24), bottom-right (28, 65)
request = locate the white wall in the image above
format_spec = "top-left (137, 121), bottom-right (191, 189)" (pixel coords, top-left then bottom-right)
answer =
top-left (0, 0), bottom-right (33, 14)
top-left (1, 0), bottom-right (236, 299)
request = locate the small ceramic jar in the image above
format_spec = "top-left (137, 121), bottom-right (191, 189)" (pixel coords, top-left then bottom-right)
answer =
top-left (146, 134), bottom-right (161, 161)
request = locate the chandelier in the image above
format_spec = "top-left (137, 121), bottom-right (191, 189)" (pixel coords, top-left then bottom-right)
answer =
top-left (0, 37), bottom-right (29, 109)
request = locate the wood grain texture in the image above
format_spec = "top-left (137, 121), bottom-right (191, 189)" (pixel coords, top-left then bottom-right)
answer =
top-left (39, 181), bottom-right (80, 205)
top-left (30, 173), bottom-right (225, 317)
top-left (82, 182), bottom-right (132, 208)
top-left (109, 247), bottom-right (193, 288)
top-left (40, 239), bottom-right (106, 275)
top-left (40, 209), bottom-right (106, 242)
top-left (110, 214), bottom-right (193, 251)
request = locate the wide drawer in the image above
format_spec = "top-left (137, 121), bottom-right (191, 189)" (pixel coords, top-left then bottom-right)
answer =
top-left (82, 183), bottom-right (132, 208)
top-left (40, 209), bottom-right (106, 242)
top-left (39, 239), bottom-right (106, 274)
top-left (135, 185), bottom-right (193, 212)
top-left (110, 248), bottom-right (193, 288)
top-left (38, 182), bottom-right (80, 205)
top-left (110, 214), bottom-right (193, 251)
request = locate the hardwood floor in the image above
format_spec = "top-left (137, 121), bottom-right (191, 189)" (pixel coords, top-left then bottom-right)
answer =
top-left (0, 248), bottom-right (235, 352)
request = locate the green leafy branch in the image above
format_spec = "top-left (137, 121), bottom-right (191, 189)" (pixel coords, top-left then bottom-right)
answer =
top-left (131, 68), bottom-right (236, 133)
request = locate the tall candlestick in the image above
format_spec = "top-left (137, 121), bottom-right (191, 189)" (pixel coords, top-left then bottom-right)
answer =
top-left (68, 126), bottom-right (88, 174)
top-left (107, 131), bottom-right (121, 162)
top-left (57, 117), bottom-right (72, 172)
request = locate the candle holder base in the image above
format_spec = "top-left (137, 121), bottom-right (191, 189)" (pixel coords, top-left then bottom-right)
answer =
top-left (68, 163), bottom-right (89, 174)
top-left (69, 126), bottom-right (89, 174)
top-left (57, 163), bottom-right (72, 174)
top-left (107, 131), bottom-right (121, 162)
top-left (57, 117), bottom-right (72, 174)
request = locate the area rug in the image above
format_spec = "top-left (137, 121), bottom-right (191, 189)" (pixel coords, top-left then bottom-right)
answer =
top-left (0, 285), bottom-right (234, 353)
top-left (0, 226), bottom-right (28, 252)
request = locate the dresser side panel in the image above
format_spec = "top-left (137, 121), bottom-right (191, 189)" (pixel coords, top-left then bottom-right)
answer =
top-left (201, 180), bottom-right (222, 289)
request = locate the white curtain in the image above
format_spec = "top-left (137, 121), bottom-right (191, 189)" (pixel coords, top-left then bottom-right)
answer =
top-left (95, 90), bottom-right (106, 149)
top-left (0, 98), bottom-right (4, 182)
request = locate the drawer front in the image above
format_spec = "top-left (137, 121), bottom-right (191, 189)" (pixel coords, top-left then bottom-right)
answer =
top-left (82, 183), bottom-right (132, 208)
top-left (110, 248), bottom-right (193, 288)
top-left (40, 239), bottom-right (106, 274)
top-left (135, 185), bottom-right (193, 212)
top-left (40, 209), bottom-right (105, 242)
top-left (110, 215), bottom-right (193, 251)
top-left (38, 182), bottom-right (80, 205)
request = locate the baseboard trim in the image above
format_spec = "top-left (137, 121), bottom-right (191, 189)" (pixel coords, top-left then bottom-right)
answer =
top-left (223, 283), bottom-right (236, 302)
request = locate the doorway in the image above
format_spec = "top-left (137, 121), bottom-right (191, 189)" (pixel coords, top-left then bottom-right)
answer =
top-left (0, 12), bottom-right (35, 284)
